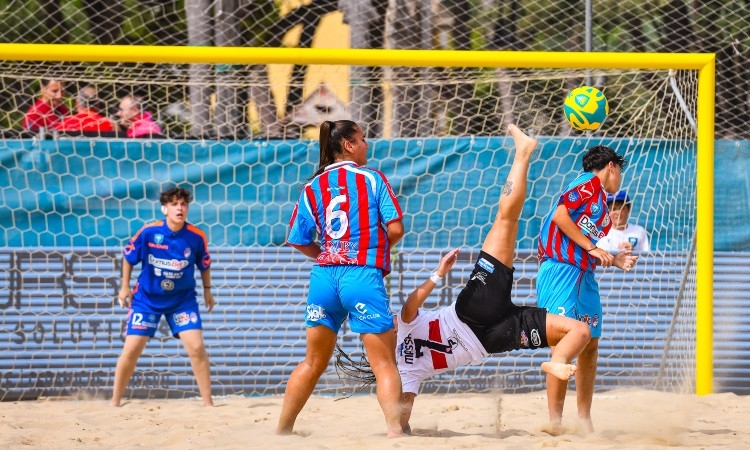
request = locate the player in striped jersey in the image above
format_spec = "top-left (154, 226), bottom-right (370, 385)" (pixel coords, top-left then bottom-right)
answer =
top-left (536, 146), bottom-right (639, 434)
top-left (277, 120), bottom-right (406, 438)
top-left (112, 187), bottom-right (215, 407)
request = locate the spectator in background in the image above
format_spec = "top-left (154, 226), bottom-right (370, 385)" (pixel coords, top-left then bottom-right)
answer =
top-left (23, 79), bottom-right (69, 131)
top-left (117, 95), bottom-right (163, 138)
top-left (55, 85), bottom-right (116, 134)
top-left (596, 190), bottom-right (651, 253)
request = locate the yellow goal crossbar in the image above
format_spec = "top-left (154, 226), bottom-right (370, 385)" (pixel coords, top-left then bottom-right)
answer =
top-left (0, 43), bottom-right (715, 395)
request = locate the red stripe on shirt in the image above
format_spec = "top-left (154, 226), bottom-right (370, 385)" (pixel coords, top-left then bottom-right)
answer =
top-left (428, 319), bottom-right (448, 370)
top-left (354, 171), bottom-right (370, 266)
top-left (305, 184), bottom-right (322, 234)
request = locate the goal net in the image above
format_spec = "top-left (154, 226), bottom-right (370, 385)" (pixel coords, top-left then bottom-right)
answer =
top-left (0, 49), bottom-right (705, 401)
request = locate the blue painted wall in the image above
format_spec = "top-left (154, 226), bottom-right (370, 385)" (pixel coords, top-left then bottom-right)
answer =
top-left (0, 138), bottom-right (748, 250)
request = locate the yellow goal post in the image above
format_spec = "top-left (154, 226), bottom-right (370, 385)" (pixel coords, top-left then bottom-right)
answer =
top-left (0, 44), bottom-right (715, 395)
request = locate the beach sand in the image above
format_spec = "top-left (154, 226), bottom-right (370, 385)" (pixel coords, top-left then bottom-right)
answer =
top-left (1, 389), bottom-right (747, 449)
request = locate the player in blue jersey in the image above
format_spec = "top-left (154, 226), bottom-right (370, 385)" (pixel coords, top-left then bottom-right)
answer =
top-left (536, 146), bottom-right (639, 434)
top-left (111, 187), bottom-right (215, 407)
top-left (277, 120), bottom-right (406, 438)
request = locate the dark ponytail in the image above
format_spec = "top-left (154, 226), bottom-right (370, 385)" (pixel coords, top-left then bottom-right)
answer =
top-left (310, 120), bottom-right (359, 179)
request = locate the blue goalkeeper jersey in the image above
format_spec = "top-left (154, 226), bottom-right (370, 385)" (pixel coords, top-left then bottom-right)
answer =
top-left (123, 220), bottom-right (211, 311)
top-left (538, 173), bottom-right (612, 272)
top-left (287, 161), bottom-right (403, 275)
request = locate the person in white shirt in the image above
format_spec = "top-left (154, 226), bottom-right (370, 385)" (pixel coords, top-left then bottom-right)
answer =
top-left (596, 190), bottom-right (650, 253)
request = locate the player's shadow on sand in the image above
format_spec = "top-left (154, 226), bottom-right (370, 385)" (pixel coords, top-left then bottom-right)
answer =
top-left (411, 428), bottom-right (531, 439)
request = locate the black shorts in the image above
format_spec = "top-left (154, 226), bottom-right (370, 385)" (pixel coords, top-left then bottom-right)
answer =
top-left (455, 251), bottom-right (548, 353)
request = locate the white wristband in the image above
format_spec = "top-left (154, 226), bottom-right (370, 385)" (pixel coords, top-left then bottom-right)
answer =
top-left (429, 271), bottom-right (443, 284)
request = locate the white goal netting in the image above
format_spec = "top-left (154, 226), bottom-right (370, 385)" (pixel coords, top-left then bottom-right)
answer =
top-left (0, 51), bottom-right (699, 401)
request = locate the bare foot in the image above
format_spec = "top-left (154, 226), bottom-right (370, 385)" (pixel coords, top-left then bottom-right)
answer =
top-left (387, 429), bottom-right (407, 439)
top-left (507, 124), bottom-right (538, 157)
top-left (540, 420), bottom-right (564, 436)
top-left (576, 416), bottom-right (595, 435)
top-left (541, 361), bottom-right (577, 380)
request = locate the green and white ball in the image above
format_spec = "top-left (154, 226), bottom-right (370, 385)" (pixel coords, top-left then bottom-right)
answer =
top-left (563, 86), bottom-right (609, 131)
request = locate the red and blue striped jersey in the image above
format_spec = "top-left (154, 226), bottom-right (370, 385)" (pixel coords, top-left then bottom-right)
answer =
top-left (287, 161), bottom-right (403, 275)
top-left (123, 220), bottom-right (211, 311)
top-left (538, 173), bottom-right (611, 272)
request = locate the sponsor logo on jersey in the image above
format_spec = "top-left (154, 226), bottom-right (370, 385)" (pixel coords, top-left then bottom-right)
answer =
top-left (184, 248), bottom-right (191, 258)
top-left (602, 214), bottom-right (611, 227)
top-left (173, 312), bottom-right (190, 326)
top-left (148, 254), bottom-right (190, 270)
top-left (470, 272), bottom-right (487, 285)
top-left (477, 258), bottom-right (495, 273)
top-left (401, 334), bottom-right (415, 364)
top-left (323, 240), bottom-right (358, 254)
top-left (577, 215), bottom-right (606, 239)
top-left (148, 242), bottom-right (169, 249)
top-left (531, 329), bottom-right (541, 347)
top-left (578, 181), bottom-right (594, 199)
top-left (124, 243), bottom-right (135, 255)
top-left (568, 191), bottom-right (579, 203)
top-left (164, 271), bottom-right (183, 279)
top-left (306, 303), bottom-right (327, 322)
top-left (577, 313), bottom-right (600, 328)
top-left (450, 328), bottom-right (468, 352)
top-left (161, 279), bottom-right (175, 291)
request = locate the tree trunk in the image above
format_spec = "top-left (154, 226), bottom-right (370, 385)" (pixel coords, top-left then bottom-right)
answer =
top-left (214, 0), bottom-right (244, 138)
top-left (186, 0), bottom-right (213, 137)
top-left (386, 0), bottom-right (433, 137)
top-left (342, 0), bottom-right (387, 138)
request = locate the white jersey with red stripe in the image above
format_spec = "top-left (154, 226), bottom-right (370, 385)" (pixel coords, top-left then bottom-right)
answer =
top-left (396, 303), bottom-right (488, 394)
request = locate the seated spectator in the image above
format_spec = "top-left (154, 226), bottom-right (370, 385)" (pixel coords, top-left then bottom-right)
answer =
top-left (55, 85), bottom-right (116, 134)
top-left (117, 95), bottom-right (163, 138)
top-left (597, 190), bottom-right (651, 253)
top-left (23, 79), bottom-right (69, 131)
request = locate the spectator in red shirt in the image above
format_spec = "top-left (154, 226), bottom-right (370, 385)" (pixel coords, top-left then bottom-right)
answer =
top-left (116, 95), bottom-right (163, 138)
top-left (23, 79), bottom-right (69, 131)
top-left (55, 85), bottom-right (116, 134)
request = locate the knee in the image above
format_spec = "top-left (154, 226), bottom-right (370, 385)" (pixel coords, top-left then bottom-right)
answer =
top-left (576, 322), bottom-right (592, 342)
top-left (184, 343), bottom-right (208, 360)
top-left (303, 354), bottom-right (332, 376)
top-left (581, 338), bottom-right (599, 357)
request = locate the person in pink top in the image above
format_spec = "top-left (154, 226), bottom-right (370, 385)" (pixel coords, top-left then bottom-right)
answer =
top-left (116, 95), bottom-right (163, 138)
top-left (23, 79), bottom-right (69, 131)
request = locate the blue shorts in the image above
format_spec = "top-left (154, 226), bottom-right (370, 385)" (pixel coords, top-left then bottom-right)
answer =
top-left (305, 265), bottom-right (394, 334)
top-left (536, 259), bottom-right (602, 338)
top-left (126, 298), bottom-right (203, 338)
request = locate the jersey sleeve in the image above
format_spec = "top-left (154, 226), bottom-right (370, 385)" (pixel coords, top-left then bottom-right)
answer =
top-left (559, 177), bottom-right (598, 212)
top-left (638, 226), bottom-right (651, 251)
top-left (287, 188), bottom-right (318, 246)
top-left (123, 228), bottom-right (145, 265)
top-left (190, 225), bottom-right (211, 271)
top-left (373, 170), bottom-right (403, 225)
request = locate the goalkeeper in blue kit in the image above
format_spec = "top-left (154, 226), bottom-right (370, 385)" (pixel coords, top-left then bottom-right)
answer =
top-left (111, 187), bottom-right (215, 407)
